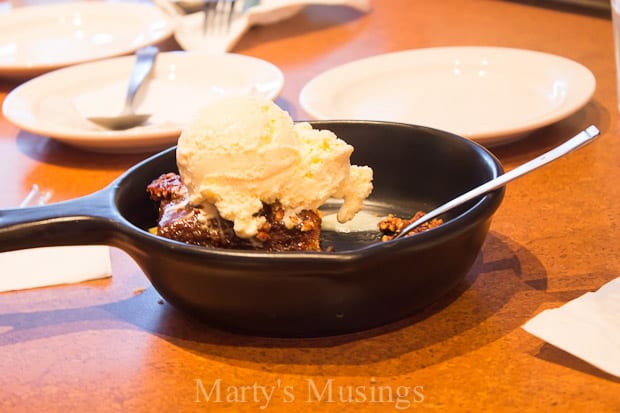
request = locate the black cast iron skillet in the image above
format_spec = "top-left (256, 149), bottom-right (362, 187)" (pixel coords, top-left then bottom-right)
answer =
top-left (0, 121), bottom-right (504, 337)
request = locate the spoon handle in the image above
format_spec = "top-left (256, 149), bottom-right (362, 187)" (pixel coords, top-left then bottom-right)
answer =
top-left (124, 46), bottom-right (158, 110)
top-left (395, 125), bottom-right (601, 238)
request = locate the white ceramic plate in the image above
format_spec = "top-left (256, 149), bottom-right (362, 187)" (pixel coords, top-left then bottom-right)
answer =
top-left (0, 2), bottom-right (174, 78)
top-left (2, 52), bottom-right (284, 152)
top-left (299, 47), bottom-right (596, 145)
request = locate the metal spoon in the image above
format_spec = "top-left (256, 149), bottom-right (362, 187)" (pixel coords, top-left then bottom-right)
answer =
top-left (395, 125), bottom-right (601, 239)
top-left (87, 46), bottom-right (159, 130)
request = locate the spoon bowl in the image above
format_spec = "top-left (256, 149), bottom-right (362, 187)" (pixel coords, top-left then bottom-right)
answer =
top-left (87, 46), bottom-right (158, 130)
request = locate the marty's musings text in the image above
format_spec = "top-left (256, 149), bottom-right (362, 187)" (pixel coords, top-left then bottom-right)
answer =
top-left (195, 378), bottom-right (425, 410)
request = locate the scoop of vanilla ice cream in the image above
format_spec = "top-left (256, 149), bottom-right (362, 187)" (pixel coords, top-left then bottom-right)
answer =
top-left (282, 122), bottom-right (373, 223)
top-left (176, 95), bottom-right (373, 238)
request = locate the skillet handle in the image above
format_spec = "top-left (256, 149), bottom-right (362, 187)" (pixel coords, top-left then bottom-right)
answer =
top-left (0, 190), bottom-right (117, 253)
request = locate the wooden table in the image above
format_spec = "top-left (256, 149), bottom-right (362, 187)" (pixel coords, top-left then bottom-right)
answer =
top-left (1, 1), bottom-right (618, 411)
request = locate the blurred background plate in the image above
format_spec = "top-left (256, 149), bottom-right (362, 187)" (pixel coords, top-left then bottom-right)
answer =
top-left (0, 2), bottom-right (174, 78)
top-left (2, 52), bottom-right (284, 153)
top-left (299, 47), bottom-right (596, 146)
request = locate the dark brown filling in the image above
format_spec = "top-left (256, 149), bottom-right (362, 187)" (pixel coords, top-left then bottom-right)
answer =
top-left (147, 173), bottom-right (321, 252)
top-left (377, 211), bottom-right (443, 241)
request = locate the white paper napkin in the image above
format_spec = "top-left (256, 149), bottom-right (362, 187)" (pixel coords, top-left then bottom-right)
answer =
top-left (154, 0), bottom-right (371, 53)
top-left (0, 246), bottom-right (112, 293)
top-left (522, 277), bottom-right (620, 377)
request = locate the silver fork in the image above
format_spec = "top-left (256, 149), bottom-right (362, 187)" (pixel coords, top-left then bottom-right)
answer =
top-left (202, 0), bottom-right (237, 34)
top-left (172, 0), bottom-right (259, 34)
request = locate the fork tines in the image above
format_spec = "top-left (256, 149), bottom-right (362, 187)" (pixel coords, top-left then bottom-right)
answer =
top-left (203, 0), bottom-right (238, 35)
